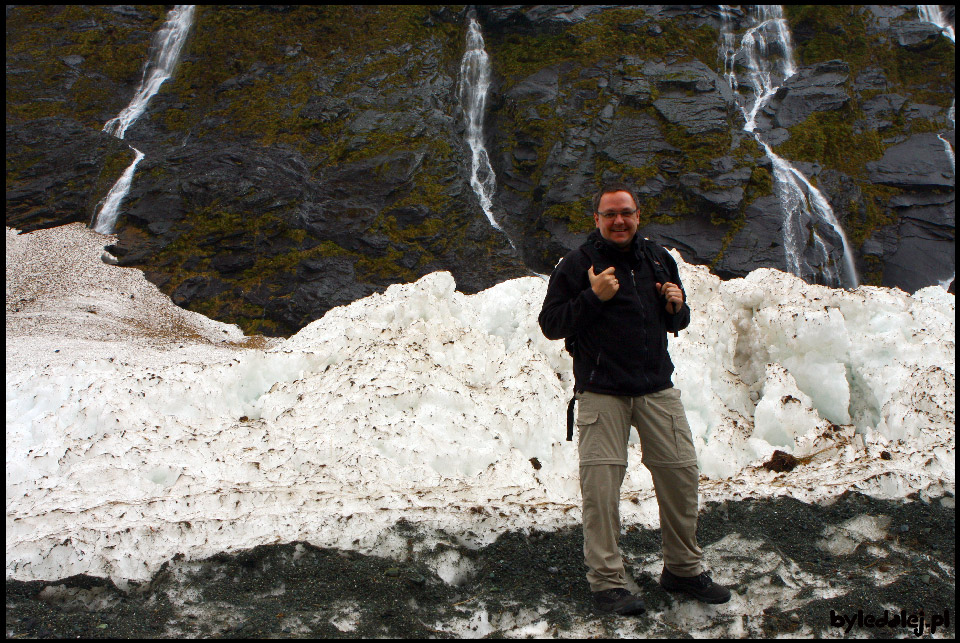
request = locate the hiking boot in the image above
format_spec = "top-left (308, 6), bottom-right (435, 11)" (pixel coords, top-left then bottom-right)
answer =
top-left (592, 587), bottom-right (646, 615)
top-left (660, 568), bottom-right (732, 604)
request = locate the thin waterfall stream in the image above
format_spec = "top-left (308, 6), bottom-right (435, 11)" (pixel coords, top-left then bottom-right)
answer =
top-left (916, 5), bottom-right (955, 290)
top-left (720, 6), bottom-right (859, 288)
top-left (91, 5), bottom-right (195, 234)
top-left (917, 5), bottom-right (956, 43)
top-left (457, 15), bottom-right (518, 252)
top-left (916, 5), bottom-right (955, 172)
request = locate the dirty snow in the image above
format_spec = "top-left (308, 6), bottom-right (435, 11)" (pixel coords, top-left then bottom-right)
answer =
top-left (6, 223), bottom-right (955, 594)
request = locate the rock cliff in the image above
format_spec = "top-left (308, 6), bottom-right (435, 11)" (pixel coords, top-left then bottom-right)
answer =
top-left (6, 5), bottom-right (955, 335)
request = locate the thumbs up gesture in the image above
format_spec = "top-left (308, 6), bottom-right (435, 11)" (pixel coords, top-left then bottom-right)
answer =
top-left (588, 265), bottom-right (619, 301)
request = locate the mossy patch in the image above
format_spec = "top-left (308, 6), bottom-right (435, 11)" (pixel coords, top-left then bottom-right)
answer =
top-left (6, 6), bottom-right (169, 128)
top-left (775, 106), bottom-right (885, 178)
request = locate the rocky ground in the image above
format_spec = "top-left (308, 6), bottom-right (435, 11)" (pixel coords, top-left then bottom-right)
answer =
top-left (6, 491), bottom-right (954, 639)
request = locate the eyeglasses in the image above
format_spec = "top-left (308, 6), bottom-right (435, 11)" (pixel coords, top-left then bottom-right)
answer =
top-left (597, 210), bottom-right (638, 220)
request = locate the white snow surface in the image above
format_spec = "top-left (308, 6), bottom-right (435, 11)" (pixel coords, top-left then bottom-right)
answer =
top-left (6, 223), bottom-right (955, 585)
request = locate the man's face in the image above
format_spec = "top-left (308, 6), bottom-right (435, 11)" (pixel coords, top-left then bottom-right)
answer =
top-left (594, 191), bottom-right (639, 249)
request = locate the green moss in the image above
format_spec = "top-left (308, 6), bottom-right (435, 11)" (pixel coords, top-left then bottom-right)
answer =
top-left (316, 240), bottom-right (353, 257)
top-left (6, 6), bottom-right (168, 128)
top-left (744, 166), bottom-right (774, 202)
top-left (844, 182), bottom-right (899, 249)
top-left (543, 198), bottom-right (594, 232)
top-left (285, 228), bottom-right (307, 245)
top-left (490, 8), bottom-right (718, 84)
top-left (166, 6), bottom-right (463, 159)
top-left (775, 107), bottom-right (884, 178)
top-left (661, 123), bottom-right (732, 172)
top-left (594, 153), bottom-right (660, 187)
top-left (710, 211), bottom-right (747, 268)
top-left (786, 5), bottom-right (954, 105)
top-left (356, 247), bottom-right (415, 282)
top-left (785, 6), bottom-right (870, 68)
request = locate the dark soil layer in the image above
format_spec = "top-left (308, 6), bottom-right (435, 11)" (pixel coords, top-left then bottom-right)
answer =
top-left (6, 491), bottom-right (955, 638)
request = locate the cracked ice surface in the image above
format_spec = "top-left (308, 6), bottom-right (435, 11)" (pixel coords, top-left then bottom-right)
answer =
top-left (6, 224), bottom-right (954, 584)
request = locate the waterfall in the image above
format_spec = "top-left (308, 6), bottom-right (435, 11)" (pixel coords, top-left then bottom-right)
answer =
top-left (915, 8), bottom-right (954, 172)
top-left (92, 5), bottom-right (195, 234)
top-left (92, 149), bottom-right (146, 235)
top-left (458, 16), bottom-right (511, 242)
top-left (103, 5), bottom-right (196, 139)
top-left (916, 6), bottom-right (956, 291)
top-left (917, 5), bottom-right (956, 43)
top-left (720, 6), bottom-right (859, 288)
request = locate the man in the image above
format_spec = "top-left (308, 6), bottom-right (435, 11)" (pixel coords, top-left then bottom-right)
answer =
top-left (538, 183), bottom-right (731, 616)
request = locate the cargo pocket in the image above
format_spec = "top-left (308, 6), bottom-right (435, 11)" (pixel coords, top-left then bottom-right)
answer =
top-left (576, 409), bottom-right (602, 463)
top-left (671, 412), bottom-right (698, 463)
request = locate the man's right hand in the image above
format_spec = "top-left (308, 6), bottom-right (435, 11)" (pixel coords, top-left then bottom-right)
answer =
top-left (588, 265), bottom-right (619, 301)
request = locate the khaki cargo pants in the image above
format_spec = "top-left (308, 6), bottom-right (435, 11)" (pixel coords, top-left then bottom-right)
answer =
top-left (576, 388), bottom-right (702, 592)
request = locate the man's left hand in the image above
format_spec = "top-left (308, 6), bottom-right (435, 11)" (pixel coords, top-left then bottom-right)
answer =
top-left (656, 282), bottom-right (683, 314)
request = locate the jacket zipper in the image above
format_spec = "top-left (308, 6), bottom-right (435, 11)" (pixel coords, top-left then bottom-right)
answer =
top-left (588, 351), bottom-right (601, 385)
top-left (633, 268), bottom-right (652, 389)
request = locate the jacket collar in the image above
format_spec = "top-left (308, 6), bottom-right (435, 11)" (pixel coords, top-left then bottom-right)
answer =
top-left (585, 229), bottom-right (643, 263)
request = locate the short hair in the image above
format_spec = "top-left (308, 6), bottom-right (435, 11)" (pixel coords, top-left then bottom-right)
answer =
top-left (592, 183), bottom-right (640, 213)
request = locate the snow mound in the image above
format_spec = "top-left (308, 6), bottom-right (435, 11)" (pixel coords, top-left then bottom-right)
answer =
top-left (5, 225), bottom-right (955, 584)
top-left (6, 224), bottom-right (247, 347)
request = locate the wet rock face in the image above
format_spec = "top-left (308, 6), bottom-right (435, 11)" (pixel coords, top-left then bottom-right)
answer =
top-left (866, 133), bottom-right (955, 189)
top-left (770, 60), bottom-right (851, 129)
top-left (7, 118), bottom-right (134, 231)
top-left (485, 5), bottom-right (954, 291)
top-left (5, 6), bottom-right (956, 335)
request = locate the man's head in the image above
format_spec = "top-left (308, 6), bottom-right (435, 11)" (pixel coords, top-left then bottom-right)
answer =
top-left (593, 183), bottom-right (640, 249)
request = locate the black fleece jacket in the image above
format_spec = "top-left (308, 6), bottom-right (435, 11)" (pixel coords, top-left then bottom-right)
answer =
top-left (538, 229), bottom-right (690, 397)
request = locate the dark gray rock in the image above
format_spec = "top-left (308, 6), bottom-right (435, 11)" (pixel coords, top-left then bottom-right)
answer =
top-left (876, 214), bottom-right (956, 293)
top-left (646, 60), bottom-right (724, 95)
top-left (888, 190), bottom-right (955, 221)
top-left (285, 255), bottom-right (376, 328)
top-left (858, 93), bottom-right (907, 131)
top-left (865, 6), bottom-right (910, 21)
top-left (643, 61), bottom-right (735, 135)
top-left (697, 186), bottom-right (744, 212)
top-left (866, 133), bottom-right (955, 188)
top-left (172, 275), bottom-right (231, 307)
top-left (761, 128), bottom-right (791, 146)
top-left (892, 21), bottom-right (944, 49)
top-left (599, 114), bottom-right (678, 167)
top-left (902, 102), bottom-right (946, 124)
top-left (642, 213), bottom-right (727, 269)
top-left (714, 196), bottom-right (788, 278)
top-left (504, 66), bottom-right (561, 104)
top-left (5, 5), bottom-right (955, 333)
top-left (772, 61), bottom-right (850, 128)
top-left (478, 5), bottom-right (615, 33)
top-left (860, 184), bottom-right (954, 292)
top-left (653, 95), bottom-right (730, 134)
top-left (6, 117), bottom-right (133, 231)
top-left (613, 74), bottom-right (652, 108)
top-left (853, 66), bottom-right (889, 92)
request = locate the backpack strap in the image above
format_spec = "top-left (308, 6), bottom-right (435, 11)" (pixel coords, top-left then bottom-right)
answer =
top-left (566, 394), bottom-right (576, 441)
top-left (640, 241), bottom-right (680, 337)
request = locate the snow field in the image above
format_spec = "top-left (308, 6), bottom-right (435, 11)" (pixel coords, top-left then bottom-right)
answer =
top-left (5, 224), bottom-right (955, 584)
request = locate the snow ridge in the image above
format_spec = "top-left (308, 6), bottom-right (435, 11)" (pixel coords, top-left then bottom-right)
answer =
top-left (6, 224), bottom-right (955, 584)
